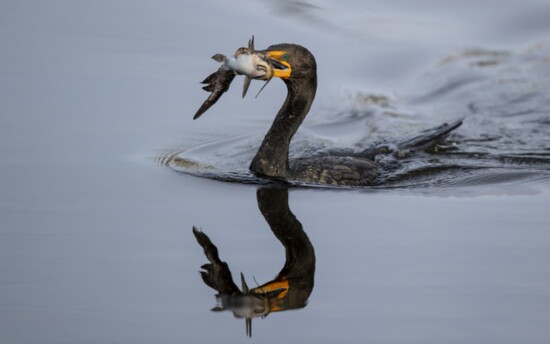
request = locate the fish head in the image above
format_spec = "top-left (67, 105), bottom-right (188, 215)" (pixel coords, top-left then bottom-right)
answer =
top-left (228, 51), bottom-right (269, 79)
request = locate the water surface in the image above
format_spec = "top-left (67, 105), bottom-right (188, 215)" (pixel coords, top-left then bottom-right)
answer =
top-left (1, 1), bottom-right (550, 343)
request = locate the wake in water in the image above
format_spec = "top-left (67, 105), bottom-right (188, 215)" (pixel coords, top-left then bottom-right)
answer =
top-left (161, 42), bottom-right (550, 190)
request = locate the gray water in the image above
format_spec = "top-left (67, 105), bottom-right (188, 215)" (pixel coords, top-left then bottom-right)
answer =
top-left (1, 1), bottom-right (550, 343)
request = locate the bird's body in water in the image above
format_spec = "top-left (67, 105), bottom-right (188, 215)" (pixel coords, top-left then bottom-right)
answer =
top-left (195, 38), bottom-right (462, 186)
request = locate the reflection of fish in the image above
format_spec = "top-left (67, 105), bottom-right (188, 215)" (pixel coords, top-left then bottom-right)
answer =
top-left (194, 36), bottom-right (268, 120)
top-left (192, 226), bottom-right (296, 338)
top-left (192, 188), bottom-right (315, 338)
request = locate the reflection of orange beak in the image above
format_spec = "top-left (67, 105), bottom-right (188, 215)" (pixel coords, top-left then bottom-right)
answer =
top-left (251, 276), bottom-right (289, 312)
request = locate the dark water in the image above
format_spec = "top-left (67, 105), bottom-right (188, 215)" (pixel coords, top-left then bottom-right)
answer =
top-left (2, 1), bottom-right (550, 343)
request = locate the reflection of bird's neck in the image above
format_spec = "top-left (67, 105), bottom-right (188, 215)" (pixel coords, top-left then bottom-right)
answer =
top-left (250, 73), bottom-right (317, 178)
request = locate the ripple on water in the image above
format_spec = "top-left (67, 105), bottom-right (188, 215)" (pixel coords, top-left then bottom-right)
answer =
top-left (160, 42), bottom-right (550, 191)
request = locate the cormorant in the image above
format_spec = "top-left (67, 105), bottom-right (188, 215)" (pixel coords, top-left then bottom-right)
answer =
top-left (196, 42), bottom-right (462, 186)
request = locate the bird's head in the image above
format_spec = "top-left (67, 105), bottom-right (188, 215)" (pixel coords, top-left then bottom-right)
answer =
top-left (193, 39), bottom-right (318, 120)
top-left (252, 43), bottom-right (317, 83)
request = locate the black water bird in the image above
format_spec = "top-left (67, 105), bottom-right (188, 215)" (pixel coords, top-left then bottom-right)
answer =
top-left (195, 41), bottom-right (462, 186)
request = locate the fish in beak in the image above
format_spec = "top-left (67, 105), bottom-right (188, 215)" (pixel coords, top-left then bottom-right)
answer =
top-left (194, 36), bottom-right (291, 119)
top-left (219, 36), bottom-right (270, 98)
top-left (194, 36), bottom-right (267, 119)
top-left (238, 48), bottom-right (293, 98)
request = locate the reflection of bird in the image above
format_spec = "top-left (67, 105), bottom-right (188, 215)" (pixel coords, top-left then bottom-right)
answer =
top-left (197, 43), bottom-right (462, 186)
top-left (192, 187), bottom-right (315, 337)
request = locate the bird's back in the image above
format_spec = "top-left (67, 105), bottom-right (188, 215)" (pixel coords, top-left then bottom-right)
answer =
top-left (289, 156), bottom-right (379, 186)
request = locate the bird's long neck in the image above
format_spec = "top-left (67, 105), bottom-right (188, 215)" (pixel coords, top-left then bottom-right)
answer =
top-left (250, 76), bottom-right (316, 178)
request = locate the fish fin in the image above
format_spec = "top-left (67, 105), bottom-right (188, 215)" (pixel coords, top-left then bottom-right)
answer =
top-left (248, 35), bottom-right (254, 53)
top-left (241, 272), bottom-right (249, 293)
top-left (201, 72), bottom-right (216, 85)
top-left (242, 77), bottom-right (251, 98)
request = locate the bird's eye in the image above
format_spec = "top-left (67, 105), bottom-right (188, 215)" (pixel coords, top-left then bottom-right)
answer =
top-left (282, 53), bottom-right (289, 61)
